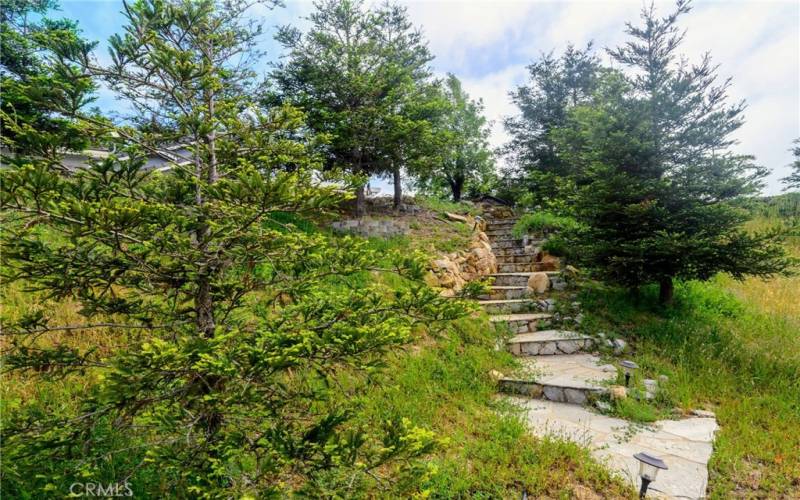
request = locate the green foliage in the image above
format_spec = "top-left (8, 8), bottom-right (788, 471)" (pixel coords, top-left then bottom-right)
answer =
top-left (745, 192), bottom-right (800, 220)
top-left (512, 210), bottom-right (580, 238)
top-left (549, 1), bottom-right (796, 302)
top-left (782, 138), bottom-right (800, 190)
top-left (411, 74), bottom-right (497, 202)
top-left (0, 0), bottom-right (100, 159)
top-left (541, 236), bottom-right (569, 257)
top-left (0, 0), bottom-right (469, 496)
top-left (415, 195), bottom-right (482, 217)
top-left (502, 44), bottom-right (603, 205)
top-left (271, 0), bottom-right (435, 214)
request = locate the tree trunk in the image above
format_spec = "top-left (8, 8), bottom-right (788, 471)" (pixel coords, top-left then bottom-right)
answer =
top-left (193, 138), bottom-right (215, 338)
top-left (355, 183), bottom-right (366, 217)
top-left (451, 179), bottom-right (463, 202)
top-left (659, 277), bottom-right (674, 304)
top-left (393, 164), bottom-right (402, 210)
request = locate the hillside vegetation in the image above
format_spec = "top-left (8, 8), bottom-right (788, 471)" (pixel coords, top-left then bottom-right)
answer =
top-left (0, 206), bottom-right (634, 498)
top-left (578, 197), bottom-right (800, 497)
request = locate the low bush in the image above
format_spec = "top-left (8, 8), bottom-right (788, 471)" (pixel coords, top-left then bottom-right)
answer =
top-left (512, 211), bottom-right (581, 238)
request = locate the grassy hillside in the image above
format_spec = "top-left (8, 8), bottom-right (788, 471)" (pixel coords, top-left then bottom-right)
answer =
top-left (0, 206), bottom-right (632, 498)
top-left (578, 196), bottom-right (800, 498)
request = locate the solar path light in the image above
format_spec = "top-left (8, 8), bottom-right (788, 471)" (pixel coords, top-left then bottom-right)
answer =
top-left (633, 452), bottom-right (668, 498)
top-left (620, 360), bottom-right (639, 387)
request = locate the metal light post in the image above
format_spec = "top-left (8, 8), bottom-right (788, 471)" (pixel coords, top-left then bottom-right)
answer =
top-left (633, 452), bottom-right (668, 498)
top-left (620, 360), bottom-right (639, 387)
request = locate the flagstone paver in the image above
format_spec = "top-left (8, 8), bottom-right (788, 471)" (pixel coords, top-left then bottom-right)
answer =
top-left (508, 397), bottom-right (717, 499)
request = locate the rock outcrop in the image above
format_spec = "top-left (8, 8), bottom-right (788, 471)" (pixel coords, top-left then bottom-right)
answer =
top-left (427, 216), bottom-right (497, 296)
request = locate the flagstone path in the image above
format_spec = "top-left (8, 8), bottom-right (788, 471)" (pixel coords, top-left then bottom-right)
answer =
top-left (477, 214), bottom-right (718, 499)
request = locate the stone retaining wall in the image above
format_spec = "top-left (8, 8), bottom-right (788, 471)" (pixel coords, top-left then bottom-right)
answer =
top-left (425, 217), bottom-right (498, 297)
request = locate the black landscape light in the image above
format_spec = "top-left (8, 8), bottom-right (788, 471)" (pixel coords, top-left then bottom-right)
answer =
top-left (633, 452), bottom-right (668, 498)
top-left (620, 360), bottom-right (639, 387)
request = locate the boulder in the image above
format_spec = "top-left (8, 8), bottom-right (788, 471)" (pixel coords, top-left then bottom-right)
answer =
top-left (609, 385), bottom-right (627, 400)
top-left (526, 272), bottom-right (550, 293)
top-left (424, 272), bottom-right (440, 288)
top-left (432, 259), bottom-right (451, 271)
top-left (538, 252), bottom-right (561, 271)
top-left (445, 212), bottom-right (469, 223)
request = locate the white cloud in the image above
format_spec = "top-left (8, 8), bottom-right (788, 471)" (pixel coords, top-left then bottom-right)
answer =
top-left (400, 0), bottom-right (541, 70)
top-left (396, 0), bottom-right (799, 194)
top-left (460, 64), bottom-right (529, 151)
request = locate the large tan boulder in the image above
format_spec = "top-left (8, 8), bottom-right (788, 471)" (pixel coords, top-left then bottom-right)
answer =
top-left (445, 212), bottom-right (469, 223)
top-left (609, 385), bottom-right (627, 400)
top-left (432, 259), bottom-right (451, 271)
top-left (538, 252), bottom-right (561, 271)
top-left (470, 247), bottom-right (490, 262)
top-left (527, 272), bottom-right (550, 293)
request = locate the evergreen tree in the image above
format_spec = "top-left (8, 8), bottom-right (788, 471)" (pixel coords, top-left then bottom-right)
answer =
top-left (502, 44), bottom-right (601, 204)
top-left (0, 0), bottom-right (98, 161)
top-left (554, 0), bottom-right (794, 303)
top-left (1, 0), bottom-right (464, 495)
top-left (271, 0), bottom-right (433, 215)
top-left (783, 139), bottom-right (800, 190)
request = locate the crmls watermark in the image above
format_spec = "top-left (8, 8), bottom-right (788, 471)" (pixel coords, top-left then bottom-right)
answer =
top-left (69, 481), bottom-right (133, 497)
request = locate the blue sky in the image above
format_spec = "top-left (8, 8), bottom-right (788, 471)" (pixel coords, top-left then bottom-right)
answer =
top-left (60, 0), bottom-right (800, 194)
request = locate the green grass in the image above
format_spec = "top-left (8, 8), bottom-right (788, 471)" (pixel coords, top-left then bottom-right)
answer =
top-left (512, 211), bottom-right (581, 238)
top-left (353, 316), bottom-right (633, 498)
top-left (415, 196), bottom-right (483, 217)
top-left (578, 278), bottom-right (800, 497)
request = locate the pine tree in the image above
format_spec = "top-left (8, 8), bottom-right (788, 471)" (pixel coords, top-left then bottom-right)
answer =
top-left (502, 44), bottom-right (601, 204)
top-left (0, 0), bottom-right (99, 161)
top-left (271, 0), bottom-right (433, 215)
top-left (1, 0), bottom-right (465, 494)
top-left (783, 139), bottom-right (800, 190)
top-left (554, 0), bottom-right (794, 303)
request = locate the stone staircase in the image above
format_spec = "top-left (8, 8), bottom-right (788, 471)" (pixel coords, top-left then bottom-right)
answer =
top-left (478, 215), bottom-right (614, 405)
top-left (474, 213), bottom-right (718, 499)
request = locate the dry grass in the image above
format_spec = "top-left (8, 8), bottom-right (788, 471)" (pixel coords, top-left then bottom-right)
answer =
top-left (718, 216), bottom-right (800, 320)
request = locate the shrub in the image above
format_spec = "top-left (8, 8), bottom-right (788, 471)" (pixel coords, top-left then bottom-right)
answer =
top-left (512, 211), bottom-right (581, 238)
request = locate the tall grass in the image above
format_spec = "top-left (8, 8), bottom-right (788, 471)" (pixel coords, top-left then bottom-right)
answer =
top-left (352, 316), bottom-right (632, 498)
top-left (415, 196), bottom-right (483, 217)
top-left (579, 245), bottom-right (800, 497)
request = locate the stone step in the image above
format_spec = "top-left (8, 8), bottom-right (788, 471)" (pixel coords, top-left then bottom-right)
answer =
top-left (507, 330), bottom-right (594, 356)
top-left (479, 286), bottom-right (529, 300)
top-left (498, 354), bottom-right (617, 405)
top-left (486, 230), bottom-right (516, 238)
top-left (497, 262), bottom-right (533, 273)
top-left (494, 253), bottom-right (539, 264)
top-left (497, 262), bottom-right (561, 273)
top-left (489, 312), bottom-right (554, 333)
top-left (492, 240), bottom-right (540, 250)
top-left (485, 219), bottom-right (517, 228)
top-left (510, 398), bottom-right (718, 500)
top-left (477, 298), bottom-right (540, 314)
top-left (490, 272), bottom-right (560, 287)
top-left (492, 246), bottom-right (544, 257)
